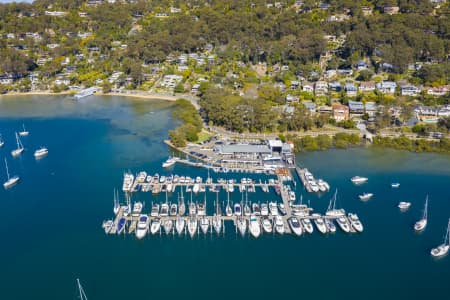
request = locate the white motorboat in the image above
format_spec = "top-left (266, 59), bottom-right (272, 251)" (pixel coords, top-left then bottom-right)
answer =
top-left (288, 217), bottom-right (303, 236)
top-left (278, 203), bottom-right (287, 216)
top-left (398, 202), bottom-right (411, 210)
top-left (269, 202), bottom-right (278, 216)
top-left (261, 203), bottom-right (269, 216)
top-left (113, 189), bottom-right (120, 215)
top-left (132, 202), bottom-right (143, 217)
top-left (391, 182), bottom-right (400, 188)
top-left (176, 216), bottom-right (185, 235)
top-left (188, 216), bottom-right (198, 238)
top-left (3, 158), bottom-right (20, 189)
top-left (136, 171), bottom-right (147, 183)
top-left (160, 203), bottom-right (169, 217)
top-left (336, 216), bottom-right (350, 233)
top-left (122, 172), bottom-right (134, 192)
top-left (116, 217), bottom-right (127, 234)
top-left (163, 219), bottom-right (173, 234)
top-left (325, 219), bottom-right (336, 233)
top-left (274, 216), bottom-right (285, 234)
top-left (348, 213), bottom-right (363, 232)
top-left (166, 183), bottom-right (173, 193)
top-left (351, 176), bottom-right (368, 184)
top-left (200, 216), bottom-right (209, 234)
top-left (151, 203), bottom-right (160, 217)
top-left (34, 147), bottom-right (48, 159)
top-left (225, 197), bottom-right (233, 217)
top-left (162, 157), bottom-right (179, 168)
top-left (19, 124), bottom-right (29, 136)
top-left (102, 220), bottom-right (114, 234)
top-left (309, 181), bottom-right (319, 192)
top-left (189, 201), bottom-right (196, 216)
top-left (193, 183), bottom-right (200, 194)
top-left (431, 219), bottom-right (450, 258)
top-left (289, 191), bottom-right (296, 201)
top-left (262, 217), bottom-right (272, 233)
top-left (237, 217), bottom-right (247, 236)
top-left (234, 203), bottom-right (242, 216)
top-left (249, 216), bottom-right (261, 238)
top-left (228, 183), bottom-right (234, 193)
top-left (313, 215), bottom-right (328, 234)
top-left (197, 202), bottom-right (206, 216)
top-left (359, 193), bottom-right (373, 201)
top-left (11, 132), bottom-right (24, 157)
top-left (150, 218), bottom-right (161, 235)
top-left (301, 218), bottom-right (313, 234)
top-left (170, 203), bottom-right (178, 216)
top-left (414, 196), bottom-right (428, 232)
top-left (252, 203), bottom-right (261, 216)
top-left (135, 215), bottom-right (149, 239)
top-left (317, 179), bottom-right (330, 191)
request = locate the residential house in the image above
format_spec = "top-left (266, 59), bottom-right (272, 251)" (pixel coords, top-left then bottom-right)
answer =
top-left (361, 6), bottom-right (373, 16)
top-left (359, 81), bottom-right (376, 93)
top-left (376, 81), bottom-right (397, 94)
top-left (348, 100), bottom-right (364, 116)
top-left (401, 85), bottom-right (421, 96)
top-left (170, 7), bottom-right (182, 13)
top-left (345, 83), bottom-right (358, 97)
top-left (383, 6), bottom-right (400, 15)
top-left (302, 82), bottom-right (314, 93)
top-left (45, 11), bottom-right (67, 17)
top-left (329, 81), bottom-right (341, 92)
top-left (317, 105), bottom-right (332, 114)
top-left (0, 75), bottom-right (14, 85)
top-left (314, 81), bottom-right (328, 96)
top-left (303, 102), bottom-right (316, 114)
top-left (365, 102), bottom-right (378, 118)
top-left (426, 86), bottom-right (449, 96)
top-left (337, 69), bottom-right (353, 76)
top-left (54, 78), bottom-right (70, 86)
top-left (438, 105), bottom-right (450, 118)
top-left (290, 80), bottom-right (300, 89)
top-left (415, 106), bottom-right (439, 123)
top-left (332, 104), bottom-right (349, 122)
top-left (355, 60), bottom-right (368, 70)
top-left (286, 94), bottom-right (300, 103)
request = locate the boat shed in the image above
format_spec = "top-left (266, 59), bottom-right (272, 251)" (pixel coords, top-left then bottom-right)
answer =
top-left (268, 139), bottom-right (283, 153)
top-left (217, 144), bottom-right (272, 156)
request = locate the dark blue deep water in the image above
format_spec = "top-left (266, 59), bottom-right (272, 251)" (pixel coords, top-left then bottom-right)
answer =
top-left (0, 95), bottom-right (449, 299)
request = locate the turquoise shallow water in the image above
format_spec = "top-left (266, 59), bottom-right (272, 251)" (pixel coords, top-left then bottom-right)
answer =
top-left (0, 96), bottom-right (449, 299)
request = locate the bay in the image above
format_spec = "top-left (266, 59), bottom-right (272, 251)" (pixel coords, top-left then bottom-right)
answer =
top-left (0, 95), bottom-right (449, 299)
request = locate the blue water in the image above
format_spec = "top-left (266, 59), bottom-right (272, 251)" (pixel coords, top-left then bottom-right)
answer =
top-left (0, 96), bottom-right (449, 299)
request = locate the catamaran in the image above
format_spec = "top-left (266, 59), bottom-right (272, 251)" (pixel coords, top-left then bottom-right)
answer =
top-left (11, 132), bottom-right (24, 157)
top-left (34, 146), bottom-right (49, 159)
top-left (19, 124), bottom-right (29, 136)
top-left (3, 158), bottom-right (20, 189)
top-left (431, 219), bottom-right (450, 257)
top-left (414, 196), bottom-right (428, 231)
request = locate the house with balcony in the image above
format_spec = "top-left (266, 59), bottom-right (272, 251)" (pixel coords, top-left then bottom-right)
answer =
top-left (359, 81), bottom-right (376, 93)
top-left (314, 81), bottom-right (328, 96)
top-left (377, 81), bottom-right (397, 94)
top-left (332, 104), bottom-right (349, 122)
top-left (345, 83), bottom-right (358, 97)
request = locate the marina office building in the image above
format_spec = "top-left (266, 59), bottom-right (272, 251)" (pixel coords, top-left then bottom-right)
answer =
top-left (214, 140), bottom-right (294, 170)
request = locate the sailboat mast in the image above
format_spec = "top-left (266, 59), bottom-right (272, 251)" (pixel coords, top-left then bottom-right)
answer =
top-left (77, 278), bottom-right (88, 300)
top-left (424, 195), bottom-right (428, 220)
top-left (4, 158), bottom-right (10, 180)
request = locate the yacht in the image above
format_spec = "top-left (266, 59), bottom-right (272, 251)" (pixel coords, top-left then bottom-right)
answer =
top-left (414, 196), bottom-right (428, 231)
top-left (351, 176), bottom-right (368, 184)
top-left (261, 203), bottom-right (269, 216)
top-left (131, 202), bottom-right (143, 217)
top-left (313, 215), bottom-right (328, 234)
top-left (197, 203), bottom-right (206, 216)
top-left (301, 218), bottom-right (313, 234)
top-left (19, 124), bottom-right (29, 136)
top-left (336, 216), bottom-right (350, 233)
top-left (288, 217), bottom-right (303, 236)
top-left (430, 219), bottom-right (450, 258)
top-left (175, 216), bottom-right (185, 235)
top-left (269, 202), bottom-right (278, 216)
top-left (317, 179), bottom-right (330, 191)
top-left (162, 157), bottom-right (179, 168)
top-left (234, 203), bottom-right (242, 216)
top-left (34, 147), bottom-right (48, 159)
top-left (358, 193), bottom-right (373, 201)
top-left (151, 203), bottom-right (160, 217)
top-left (166, 183), bottom-right (173, 193)
top-left (159, 175), bottom-right (166, 183)
top-left (348, 213), bottom-right (364, 232)
top-left (11, 132), bottom-right (24, 157)
top-left (262, 217), bottom-right (272, 233)
top-left (391, 182), bottom-right (400, 188)
top-left (113, 189), bottom-right (120, 215)
top-left (200, 216), bottom-right (209, 234)
top-left (122, 172), bottom-right (134, 192)
top-left (228, 183), bottom-right (234, 193)
top-left (309, 181), bottom-right (319, 192)
top-left (213, 215), bottom-right (222, 234)
top-left (3, 158), bottom-right (20, 189)
top-left (170, 203), bottom-right (178, 216)
top-left (249, 216), bottom-right (261, 238)
top-left (289, 191), bottom-right (296, 202)
top-left (325, 219), bottom-right (336, 233)
top-left (102, 220), bottom-right (114, 234)
top-left (274, 216), bottom-right (285, 234)
top-left (398, 202), bottom-right (411, 210)
top-left (278, 203), bottom-right (287, 216)
top-left (163, 219), bottom-right (173, 235)
top-left (135, 215), bottom-right (149, 239)
top-left (160, 203), bottom-right (169, 217)
top-left (252, 203), bottom-right (261, 216)
top-left (189, 201), bottom-right (197, 216)
top-left (237, 217), bottom-right (247, 237)
top-left (136, 171), bottom-right (147, 183)
top-left (150, 218), bottom-right (161, 235)
top-left (116, 217), bottom-right (127, 234)
top-left (188, 217), bottom-right (198, 238)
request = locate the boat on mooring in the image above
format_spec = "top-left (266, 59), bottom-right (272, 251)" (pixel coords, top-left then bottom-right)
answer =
top-left (19, 124), bottom-right (29, 136)
top-left (3, 158), bottom-right (20, 189)
top-left (414, 196), bottom-right (428, 232)
top-left (351, 176), bottom-right (368, 184)
top-left (391, 182), bottom-right (400, 188)
top-left (359, 192), bottom-right (373, 201)
top-left (431, 219), bottom-right (450, 258)
top-left (398, 202), bottom-right (411, 211)
top-left (11, 132), bottom-right (24, 157)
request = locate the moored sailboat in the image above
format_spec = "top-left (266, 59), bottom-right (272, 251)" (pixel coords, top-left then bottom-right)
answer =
top-left (431, 219), bottom-right (450, 258)
top-left (3, 158), bottom-right (20, 189)
top-left (414, 196), bottom-right (428, 232)
top-left (11, 132), bottom-right (24, 157)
